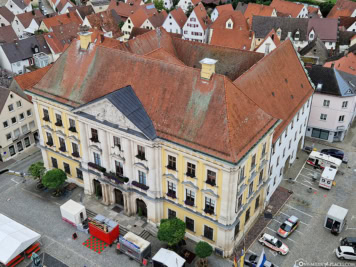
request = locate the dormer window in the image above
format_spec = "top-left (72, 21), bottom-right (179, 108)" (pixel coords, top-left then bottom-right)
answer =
top-left (310, 33), bottom-right (314, 40)
top-left (227, 23), bottom-right (231, 28)
top-left (295, 31), bottom-right (300, 40)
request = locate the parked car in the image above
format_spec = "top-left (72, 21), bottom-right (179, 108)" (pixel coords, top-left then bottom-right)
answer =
top-left (321, 149), bottom-right (344, 160)
top-left (277, 216), bottom-right (299, 238)
top-left (335, 246), bottom-right (356, 260)
top-left (258, 233), bottom-right (289, 255)
top-left (244, 252), bottom-right (275, 267)
top-left (341, 237), bottom-right (356, 248)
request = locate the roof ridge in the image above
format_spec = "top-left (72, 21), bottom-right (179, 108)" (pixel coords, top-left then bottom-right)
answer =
top-left (144, 47), bottom-right (186, 65)
top-left (222, 75), bottom-right (234, 159)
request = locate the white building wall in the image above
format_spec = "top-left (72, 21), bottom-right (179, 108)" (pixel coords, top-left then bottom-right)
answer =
top-left (347, 22), bottom-right (356, 32)
top-left (162, 14), bottom-right (182, 34)
top-left (163, 0), bottom-right (172, 10)
top-left (0, 46), bottom-right (12, 72)
top-left (177, 0), bottom-right (193, 13)
top-left (141, 19), bottom-right (154, 30)
top-left (296, 6), bottom-right (308, 18)
top-left (255, 37), bottom-right (277, 54)
top-left (266, 96), bottom-right (312, 202)
top-left (6, 0), bottom-right (31, 15)
top-left (182, 11), bottom-right (207, 43)
top-left (11, 17), bottom-right (25, 38)
top-left (59, 2), bottom-right (73, 14)
top-left (324, 41), bottom-right (336, 50)
top-left (0, 14), bottom-right (11, 26)
top-left (210, 8), bottom-right (218, 22)
top-left (293, 40), bottom-right (308, 51)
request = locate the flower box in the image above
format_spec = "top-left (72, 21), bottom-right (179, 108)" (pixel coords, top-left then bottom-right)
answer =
top-left (166, 191), bottom-right (176, 199)
top-left (104, 172), bottom-right (129, 184)
top-left (132, 181), bottom-right (149, 191)
top-left (88, 162), bottom-right (106, 173)
top-left (72, 151), bottom-right (80, 158)
top-left (69, 126), bottom-right (77, 133)
top-left (184, 199), bottom-right (194, 207)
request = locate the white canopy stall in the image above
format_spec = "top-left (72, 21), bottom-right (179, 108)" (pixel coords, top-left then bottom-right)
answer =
top-left (0, 214), bottom-right (41, 265)
top-left (60, 199), bottom-right (87, 227)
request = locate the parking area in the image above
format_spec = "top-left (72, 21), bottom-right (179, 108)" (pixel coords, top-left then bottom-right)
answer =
top-left (247, 139), bottom-right (356, 266)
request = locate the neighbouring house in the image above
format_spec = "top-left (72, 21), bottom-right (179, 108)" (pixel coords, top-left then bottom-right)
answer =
top-left (0, 7), bottom-right (15, 27)
top-left (210, 4), bottom-right (233, 22)
top-left (299, 37), bottom-right (329, 65)
top-left (5, 0), bottom-right (32, 15)
top-left (140, 10), bottom-right (167, 31)
top-left (324, 51), bottom-right (356, 75)
top-left (234, 40), bottom-right (314, 204)
top-left (254, 29), bottom-right (280, 54)
top-left (12, 10), bottom-right (43, 38)
top-left (209, 10), bottom-right (252, 50)
top-left (307, 18), bottom-right (338, 50)
top-left (339, 16), bottom-right (356, 32)
top-left (106, 0), bottom-right (143, 21)
top-left (83, 10), bottom-right (122, 38)
top-left (86, 0), bottom-right (110, 13)
top-left (327, 0), bottom-right (356, 18)
top-left (338, 30), bottom-right (356, 53)
top-left (235, 2), bottom-right (248, 14)
top-left (25, 29), bottom-right (279, 257)
top-left (270, 0), bottom-right (309, 18)
top-left (39, 12), bottom-right (83, 32)
top-left (50, 0), bottom-right (74, 14)
top-left (0, 87), bottom-right (38, 162)
top-left (0, 26), bottom-right (18, 44)
top-left (306, 65), bottom-right (356, 142)
top-left (182, 3), bottom-right (211, 43)
top-left (0, 35), bottom-right (51, 74)
top-left (67, 5), bottom-right (95, 21)
top-left (177, 0), bottom-right (201, 13)
top-left (162, 7), bottom-right (187, 35)
top-left (243, 3), bottom-right (276, 26)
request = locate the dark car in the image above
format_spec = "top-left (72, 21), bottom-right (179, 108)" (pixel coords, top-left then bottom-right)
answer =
top-left (341, 237), bottom-right (356, 248)
top-left (244, 252), bottom-right (275, 267)
top-left (321, 149), bottom-right (344, 160)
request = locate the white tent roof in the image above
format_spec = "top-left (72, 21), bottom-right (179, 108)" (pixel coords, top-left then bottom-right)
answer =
top-left (152, 248), bottom-right (186, 267)
top-left (60, 199), bottom-right (85, 215)
top-left (0, 214), bottom-right (41, 264)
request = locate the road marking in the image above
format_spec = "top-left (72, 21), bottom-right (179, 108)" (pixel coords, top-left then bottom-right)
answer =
top-left (273, 219), bottom-right (283, 224)
top-left (248, 250), bottom-right (256, 255)
top-left (279, 211), bottom-right (309, 225)
top-left (266, 226), bottom-right (277, 233)
top-left (302, 179), bottom-right (314, 185)
top-left (294, 161), bottom-right (306, 182)
top-left (295, 229), bottom-right (304, 235)
top-left (293, 180), bottom-right (319, 191)
top-left (300, 173), bottom-right (316, 181)
top-left (285, 204), bottom-right (313, 217)
top-left (287, 237), bottom-right (296, 243)
top-left (10, 178), bottom-right (20, 184)
top-left (346, 227), bottom-right (356, 230)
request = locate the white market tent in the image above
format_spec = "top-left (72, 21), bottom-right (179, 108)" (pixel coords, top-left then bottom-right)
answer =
top-left (60, 199), bottom-right (87, 226)
top-left (152, 248), bottom-right (186, 267)
top-left (0, 214), bottom-right (41, 265)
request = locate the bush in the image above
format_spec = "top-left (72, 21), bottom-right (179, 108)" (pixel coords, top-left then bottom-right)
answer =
top-left (195, 241), bottom-right (213, 264)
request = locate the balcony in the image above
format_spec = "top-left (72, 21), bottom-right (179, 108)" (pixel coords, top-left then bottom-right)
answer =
top-left (135, 154), bottom-right (146, 161)
top-left (166, 191), bottom-right (176, 199)
top-left (43, 116), bottom-right (50, 122)
top-left (72, 151), bottom-right (80, 158)
top-left (167, 165), bottom-right (176, 171)
top-left (88, 162), bottom-right (106, 173)
top-left (184, 199), bottom-right (194, 207)
top-left (206, 179), bottom-right (216, 187)
top-left (55, 120), bottom-right (63, 127)
top-left (104, 172), bottom-right (129, 184)
top-left (59, 146), bottom-right (66, 152)
top-left (46, 140), bottom-right (53, 147)
top-left (69, 126), bottom-right (77, 133)
top-left (132, 181), bottom-right (149, 191)
top-left (204, 207), bottom-right (215, 215)
top-left (186, 172), bottom-right (195, 179)
top-left (90, 137), bottom-right (99, 143)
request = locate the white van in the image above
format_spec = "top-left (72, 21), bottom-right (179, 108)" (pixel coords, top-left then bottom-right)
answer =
top-left (319, 167), bottom-right (337, 190)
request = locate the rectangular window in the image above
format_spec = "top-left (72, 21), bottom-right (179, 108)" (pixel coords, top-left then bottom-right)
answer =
top-left (27, 109), bottom-right (32, 116)
top-left (167, 181), bottom-right (176, 198)
top-left (8, 104), bottom-right (14, 112)
top-left (259, 170), bottom-right (263, 185)
top-left (291, 120), bottom-right (294, 129)
top-left (339, 115), bottom-right (345, 122)
top-left (297, 111), bottom-right (300, 121)
top-left (234, 222), bottom-right (240, 238)
top-left (272, 143), bottom-right (275, 154)
top-left (6, 133), bottom-right (11, 140)
top-left (9, 145), bottom-right (15, 156)
top-left (206, 170), bottom-right (216, 186)
top-left (93, 152), bottom-right (101, 166)
top-left (46, 132), bottom-right (53, 146)
top-left (137, 145), bottom-right (146, 160)
top-left (58, 137), bottom-right (66, 152)
top-left (16, 100), bottom-right (21, 108)
top-left (68, 118), bottom-right (76, 132)
top-left (21, 124), bottom-right (28, 134)
top-left (14, 128), bottom-right (20, 138)
top-left (138, 170), bottom-right (146, 185)
top-left (261, 143), bottom-right (266, 156)
top-left (19, 113), bottom-right (24, 121)
top-left (17, 141), bottom-right (23, 152)
top-left (3, 120), bottom-right (8, 128)
top-left (311, 128), bottom-right (329, 140)
top-left (167, 155), bottom-right (176, 170)
top-left (76, 168), bottom-right (83, 180)
top-left (240, 165), bottom-right (245, 180)
top-left (342, 101), bottom-right (348, 108)
top-left (71, 143), bottom-right (79, 157)
top-left (11, 117), bottom-right (17, 124)
top-left (186, 162), bottom-right (196, 177)
top-left (51, 157), bottom-right (58, 168)
top-left (29, 121), bottom-right (35, 129)
top-left (204, 197), bottom-right (215, 214)
top-left (168, 209), bottom-right (176, 219)
top-left (283, 148), bottom-right (286, 157)
top-left (185, 217), bottom-right (194, 232)
top-left (24, 137), bottom-right (30, 147)
top-left (245, 208), bottom-right (251, 223)
top-left (204, 225), bottom-right (214, 240)
top-left (113, 136), bottom-right (121, 150)
top-left (251, 154), bottom-right (256, 169)
top-left (323, 100), bottom-right (330, 107)
top-left (63, 162), bottom-right (71, 174)
top-left (43, 109), bottom-right (49, 121)
top-left (248, 182), bottom-right (253, 198)
top-left (237, 194), bottom-right (242, 210)
top-left (115, 161), bottom-right (123, 176)
top-left (255, 195), bottom-right (260, 210)
top-left (55, 114), bottom-right (62, 126)
top-left (91, 128), bottom-right (99, 142)
top-left (277, 156), bottom-right (280, 166)
top-left (285, 127), bottom-right (288, 137)
top-left (299, 125), bottom-right (302, 134)
top-left (288, 140), bottom-right (291, 149)
top-left (279, 136), bottom-right (282, 146)
top-left (185, 189), bottom-right (195, 206)
top-left (320, 114), bottom-right (327, 120)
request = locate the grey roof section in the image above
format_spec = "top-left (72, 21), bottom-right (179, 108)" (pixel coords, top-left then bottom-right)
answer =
top-left (335, 69), bottom-right (356, 96)
top-left (1, 35), bottom-right (49, 63)
top-left (252, 15), bottom-right (309, 40)
top-left (338, 30), bottom-right (356, 46)
top-left (107, 86), bottom-right (156, 140)
top-left (68, 5), bottom-right (95, 20)
top-left (90, 0), bottom-right (110, 6)
top-left (13, 0), bottom-right (29, 10)
top-left (299, 37), bottom-right (327, 55)
top-left (235, 2), bottom-right (247, 13)
top-left (307, 18), bottom-right (338, 42)
top-left (0, 86), bottom-right (10, 114)
top-left (0, 7), bottom-right (15, 23)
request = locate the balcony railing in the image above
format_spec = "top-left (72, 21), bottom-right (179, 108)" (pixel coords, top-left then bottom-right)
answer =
top-left (135, 154), bottom-right (146, 161)
top-left (69, 126), bottom-right (77, 133)
top-left (166, 191), bottom-right (176, 199)
top-left (55, 120), bottom-right (63, 127)
top-left (59, 146), bottom-right (66, 152)
top-left (167, 165), bottom-right (176, 171)
top-left (90, 137), bottom-right (99, 143)
top-left (184, 199), bottom-right (194, 207)
top-left (72, 151), bottom-right (80, 158)
top-left (204, 207), bottom-right (215, 215)
top-left (46, 140), bottom-right (53, 147)
top-left (206, 179), bottom-right (216, 187)
top-left (43, 116), bottom-right (50, 122)
top-left (88, 162), bottom-right (106, 173)
top-left (132, 181), bottom-right (149, 191)
top-left (104, 172), bottom-right (129, 184)
top-left (186, 172), bottom-right (195, 178)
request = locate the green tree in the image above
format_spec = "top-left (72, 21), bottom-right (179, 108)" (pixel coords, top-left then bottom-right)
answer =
top-left (154, 0), bottom-right (165, 11)
top-left (195, 241), bottom-right (213, 266)
top-left (320, 1), bottom-right (334, 17)
top-left (185, 3), bottom-right (194, 17)
top-left (28, 162), bottom-right (46, 182)
top-left (157, 218), bottom-right (186, 248)
top-left (42, 169), bottom-right (67, 194)
top-left (118, 21), bottom-right (125, 29)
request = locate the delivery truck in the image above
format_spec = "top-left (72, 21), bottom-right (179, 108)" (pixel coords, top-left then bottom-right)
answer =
top-left (319, 167), bottom-right (337, 190)
top-left (307, 151), bottom-right (342, 170)
top-left (324, 204), bottom-right (348, 235)
top-left (117, 232), bottom-right (151, 265)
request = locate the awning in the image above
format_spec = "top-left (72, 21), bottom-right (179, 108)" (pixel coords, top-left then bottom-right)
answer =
top-left (0, 214), bottom-right (41, 264)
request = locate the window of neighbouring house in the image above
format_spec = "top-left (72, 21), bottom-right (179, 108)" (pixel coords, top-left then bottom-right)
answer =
top-left (138, 170), bottom-right (146, 185)
top-left (8, 104), bottom-right (14, 112)
top-left (323, 100), bottom-right (330, 107)
top-left (113, 136), bottom-right (121, 150)
top-left (3, 120), bottom-right (8, 128)
top-left (185, 188), bottom-right (195, 206)
top-left (185, 217), bottom-right (194, 232)
top-left (245, 208), bottom-right (250, 223)
top-left (51, 157), bottom-right (58, 168)
top-left (320, 114), bottom-right (327, 120)
top-left (93, 152), bottom-right (101, 166)
top-left (342, 101), bottom-right (348, 108)
top-left (186, 162), bottom-right (196, 178)
top-left (24, 137), bottom-right (31, 147)
top-left (115, 161), bottom-right (123, 176)
top-left (58, 137), bottom-right (66, 152)
top-left (206, 170), bottom-right (216, 186)
top-left (9, 145), bottom-right (15, 156)
top-left (168, 209), bottom-right (176, 219)
top-left (204, 197), bottom-right (215, 214)
top-left (248, 182), bottom-right (253, 198)
top-left (137, 145), bottom-right (146, 160)
top-left (167, 181), bottom-right (176, 198)
top-left (76, 168), bottom-right (83, 180)
top-left (17, 141), bottom-right (23, 152)
top-left (63, 162), bottom-right (71, 175)
top-left (339, 115), bottom-right (345, 122)
top-left (204, 225), bottom-right (214, 240)
top-left (91, 128), bottom-right (99, 142)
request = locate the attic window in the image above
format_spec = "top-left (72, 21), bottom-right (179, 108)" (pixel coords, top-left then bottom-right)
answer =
top-left (291, 95), bottom-right (294, 99)
top-left (285, 78), bottom-right (288, 83)
top-left (301, 83), bottom-right (304, 88)
top-left (272, 92), bottom-right (275, 96)
top-left (317, 83), bottom-right (323, 90)
top-left (10, 94), bottom-right (13, 98)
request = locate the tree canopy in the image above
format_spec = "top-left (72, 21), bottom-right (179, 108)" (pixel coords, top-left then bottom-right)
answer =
top-left (28, 162), bottom-right (46, 181)
top-left (195, 241), bottom-right (213, 261)
top-left (157, 218), bottom-right (186, 247)
top-left (42, 169), bottom-right (67, 191)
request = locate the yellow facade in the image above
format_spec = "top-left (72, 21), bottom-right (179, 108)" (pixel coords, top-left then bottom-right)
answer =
top-left (36, 99), bottom-right (83, 184)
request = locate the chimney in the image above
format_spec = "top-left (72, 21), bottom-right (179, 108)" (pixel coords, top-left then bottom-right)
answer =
top-left (199, 58), bottom-right (218, 80)
top-left (78, 25), bottom-right (93, 50)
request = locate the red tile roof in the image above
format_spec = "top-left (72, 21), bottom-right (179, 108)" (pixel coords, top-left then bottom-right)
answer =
top-left (85, 10), bottom-right (121, 38)
top-left (234, 40), bottom-right (314, 142)
top-left (324, 52), bottom-right (356, 75)
top-left (244, 3), bottom-right (275, 25)
top-left (107, 0), bottom-right (141, 19)
top-left (0, 7), bottom-right (15, 24)
top-left (41, 12), bottom-right (83, 29)
top-left (211, 10), bottom-right (248, 30)
top-left (28, 39), bottom-right (277, 163)
top-left (254, 28), bottom-right (280, 51)
top-left (210, 29), bottom-right (252, 50)
top-left (147, 10), bottom-right (167, 28)
top-left (169, 7), bottom-right (187, 28)
top-left (17, 10), bottom-right (43, 28)
top-left (0, 26), bottom-right (18, 43)
top-left (270, 0), bottom-right (304, 18)
top-left (145, 48), bottom-right (185, 65)
top-left (216, 4), bottom-right (233, 13)
top-left (327, 0), bottom-right (356, 18)
top-left (14, 65), bottom-right (52, 90)
top-left (192, 3), bottom-right (211, 31)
